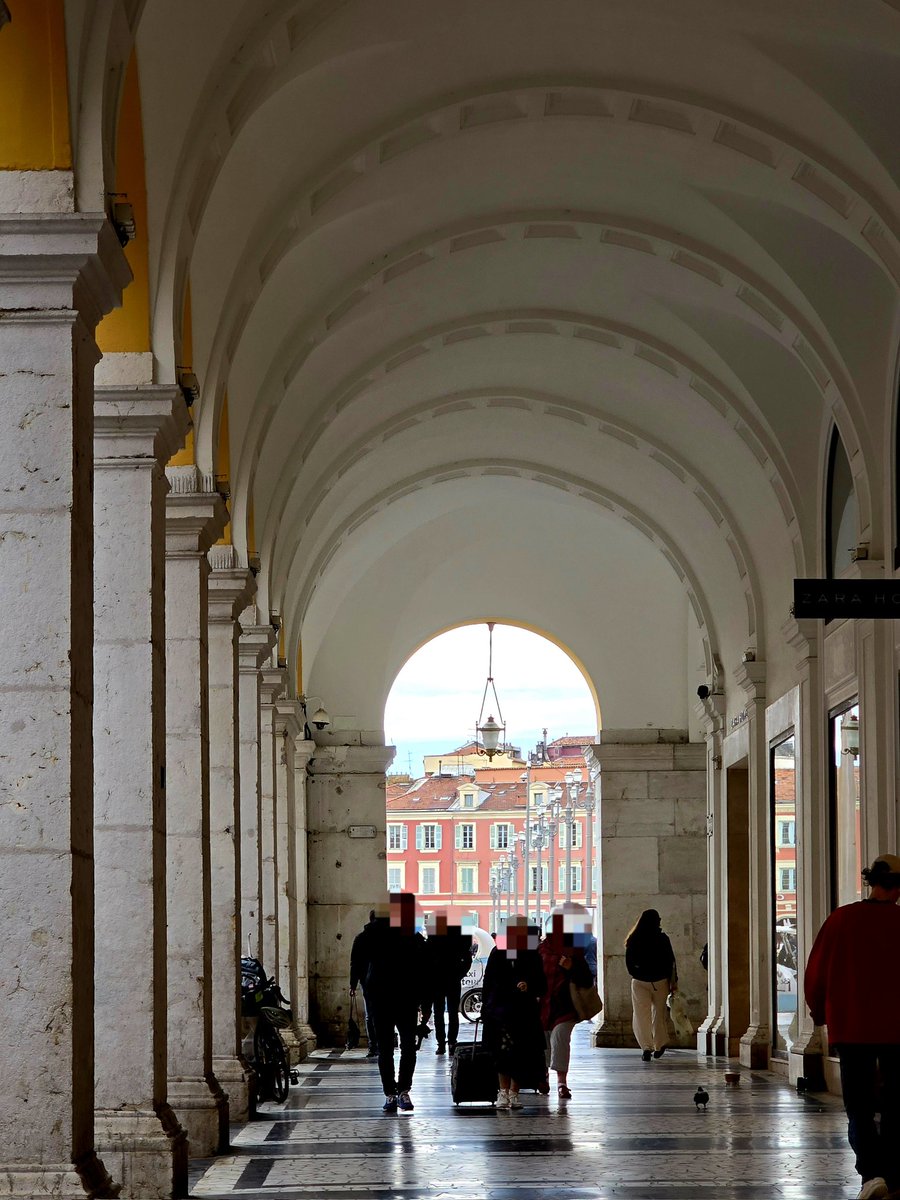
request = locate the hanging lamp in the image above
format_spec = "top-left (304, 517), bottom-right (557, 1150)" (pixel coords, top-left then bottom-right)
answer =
top-left (475, 622), bottom-right (506, 760)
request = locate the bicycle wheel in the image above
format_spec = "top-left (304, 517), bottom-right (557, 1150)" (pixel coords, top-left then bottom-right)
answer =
top-left (255, 1020), bottom-right (289, 1103)
top-left (459, 988), bottom-right (482, 1022)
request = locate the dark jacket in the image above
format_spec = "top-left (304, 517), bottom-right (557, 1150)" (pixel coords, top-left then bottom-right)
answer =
top-left (364, 921), bottom-right (432, 1010)
top-left (625, 931), bottom-right (677, 984)
top-left (426, 929), bottom-right (475, 988)
top-left (482, 947), bottom-right (546, 1025)
top-left (349, 917), bottom-right (380, 991)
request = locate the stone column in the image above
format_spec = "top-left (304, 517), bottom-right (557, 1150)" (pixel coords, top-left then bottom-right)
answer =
top-left (0, 214), bottom-right (127, 1198)
top-left (237, 616), bottom-right (276, 960)
top-left (259, 667), bottom-right (286, 976)
top-left (784, 619), bottom-right (827, 1087)
top-left (165, 468), bottom-right (228, 1156)
top-left (207, 545), bottom-right (256, 1121)
top-left (735, 662), bottom-right (771, 1070)
top-left (273, 701), bottom-right (301, 1063)
top-left (292, 738), bottom-right (318, 1053)
top-left (93, 386), bottom-right (188, 1196)
top-left (588, 730), bottom-right (707, 1049)
top-left (694, 696), bottom-right (726, 1056)
top-left (307, 740), bottom-right (394, 1043)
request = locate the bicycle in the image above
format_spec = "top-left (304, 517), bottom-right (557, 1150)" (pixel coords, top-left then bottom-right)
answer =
top-left (241, 956), bottom-right (292, 1104)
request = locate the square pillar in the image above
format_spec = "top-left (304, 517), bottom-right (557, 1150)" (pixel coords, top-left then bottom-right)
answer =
top-left (0, 214), bottom-right (127, 1199)
top-left (93, 386), bottom-right (188, 1196)
top-left (206, 545), bottom-right (256, 1121)
top-left (237, 617), bottom-right (276, 961)
top-left (164, 469), bottom-right (228, 1156)
top-left (307, 739), bottom-right (394, 1043)
top-left (259, 667), bottom-right (286, 976)
top-left (292, 738), bottom-right (317, 1051)
top-left (589, 730), bottom-right (707, 1049)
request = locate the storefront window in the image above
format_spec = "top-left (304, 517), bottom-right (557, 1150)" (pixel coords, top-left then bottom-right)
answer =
top-left (771, 734), bottom-right (797, 1058)
top-left (830, 702), bottom-right (861, 908)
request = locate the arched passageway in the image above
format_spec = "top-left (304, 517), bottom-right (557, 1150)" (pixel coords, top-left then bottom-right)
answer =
top-left (1, 2), bottom-right (899, 1196)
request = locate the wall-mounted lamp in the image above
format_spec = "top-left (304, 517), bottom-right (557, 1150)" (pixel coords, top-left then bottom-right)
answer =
top-left (111, 200), bottom-right (136, 246)
top-left (300, 695), bottom-right (330, 731)
top-left (177, 368), bottom-right (200, 407)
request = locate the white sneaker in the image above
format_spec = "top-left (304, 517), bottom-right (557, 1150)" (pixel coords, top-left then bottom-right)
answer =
top-left (857, 1178), bottom-right (889, 1200)
top-left (508, 1091), bottom-right (523, 1109)
top-left (495, 1089), bottom-right (510, 1109)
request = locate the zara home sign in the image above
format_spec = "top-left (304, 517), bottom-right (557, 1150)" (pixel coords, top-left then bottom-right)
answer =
top-left (793, 579), bottom-right (900, 621)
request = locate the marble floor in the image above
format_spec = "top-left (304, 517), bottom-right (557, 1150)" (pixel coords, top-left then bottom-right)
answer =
top-left (190, 1025), bottom-right (862, 1199)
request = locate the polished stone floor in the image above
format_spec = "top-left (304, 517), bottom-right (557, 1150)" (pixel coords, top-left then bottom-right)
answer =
top-left (190, 1024), bottom-right (860, 1199)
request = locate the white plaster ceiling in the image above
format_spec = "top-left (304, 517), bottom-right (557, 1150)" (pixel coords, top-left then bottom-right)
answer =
top-left (81, 0), bottom-right (900, 728)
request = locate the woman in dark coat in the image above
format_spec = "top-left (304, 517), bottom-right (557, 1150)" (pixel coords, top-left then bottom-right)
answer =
top-left (539, 913), bottom-right (594, 1100)
top-left (625, 908), bottom-right (677, 1062)
top-left (482, 917), bottom-right (546, 1108)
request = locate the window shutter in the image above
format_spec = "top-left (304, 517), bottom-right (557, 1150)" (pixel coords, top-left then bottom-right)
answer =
top-left (435, 825), bottom-right (442, 850)
top-left (469, 824), bottom-right (476, 850)
top-left (455, 824), bottom-right (462, 849)
top-left (415, 825), bottom-right (423, 850)
top-left (401, 824), bottom-right (408, 851)
top-left (490, 825), bottom-right (497, 850)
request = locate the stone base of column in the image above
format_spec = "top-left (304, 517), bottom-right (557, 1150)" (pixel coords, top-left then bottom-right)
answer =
top-left (590, 1016), bottom-right (633, 1048)
top-left (739, 1023), bottom-right (770, 1069)
top-left (168, 1077), bottom-right (228, 1158)
top-left (95, 1106), bottom-right (187, 1199)
top-left (0, 1153), bottom-right (116, 1198)
top-left (788, 1029), bottom-right (826, 1090)
top-left (293, 1022), bottom-right (317, 1060)
top-left (213, 1054), bottom-right (255, 1123)
top-left (280, 1028), bottom-right (302, 1068)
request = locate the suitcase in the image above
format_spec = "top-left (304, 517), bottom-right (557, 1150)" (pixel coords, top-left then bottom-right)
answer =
top-left (450, 1021), bottom-right (498, 1106)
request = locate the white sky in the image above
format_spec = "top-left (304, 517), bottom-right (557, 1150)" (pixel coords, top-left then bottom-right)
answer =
top-left (383, 623), bottom-right (598, 777)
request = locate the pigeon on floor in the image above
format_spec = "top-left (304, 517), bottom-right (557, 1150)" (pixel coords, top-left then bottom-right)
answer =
top-left (694, 1086), bottom-right (710, 1110)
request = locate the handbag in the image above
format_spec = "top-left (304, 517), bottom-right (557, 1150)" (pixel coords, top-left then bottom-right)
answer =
top-left (569, 979), bottom-right (603, 1021)
top-left (667, 989), bottom-right (693, 1039)
top-left (345, 994), bottom-right (361, 1049)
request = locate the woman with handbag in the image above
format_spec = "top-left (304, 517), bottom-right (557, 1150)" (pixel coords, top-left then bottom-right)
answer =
top-left (625, 908), bottom-right (677, 1062)
top-left (482, 916), bottom-right (546, 1109)
top-left (539, 913), bottom-right (595, 1101)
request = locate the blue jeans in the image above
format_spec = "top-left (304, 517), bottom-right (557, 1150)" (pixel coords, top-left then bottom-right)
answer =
top-left (837, 1043), bottom-right (900, 1185)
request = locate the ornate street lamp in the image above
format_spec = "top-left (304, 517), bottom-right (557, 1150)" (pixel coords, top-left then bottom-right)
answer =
top-left (563, 770), bottom-right (583, 904)
top-left (474, 622), bottom-right (506, 760)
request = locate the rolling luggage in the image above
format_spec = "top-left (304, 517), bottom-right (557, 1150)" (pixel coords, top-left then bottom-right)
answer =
top-left (450, 1020), bottom-right (497, 1106)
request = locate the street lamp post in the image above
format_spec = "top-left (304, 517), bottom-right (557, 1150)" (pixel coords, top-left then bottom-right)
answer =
top-left (522, 762), bottom-right (531, 922)
top-left (563, 769), bottom-right (583, 904)
top-left (546, 784), bottom-right (562, 909)
top-left (508, 840), bottom-right (521, 916)
top-left (583, 790), bottom-right (596, 911)
top-left (489, 870), bottom-right (500, 932)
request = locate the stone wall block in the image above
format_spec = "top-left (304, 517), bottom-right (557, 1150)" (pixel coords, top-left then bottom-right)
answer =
top-left (594, 771), bottom-right (650, 800)
top-left (674, 796), bottom-right (708, 836)
top-left (602, 795), bottom-right (675, 838)
top-left (658, 835), bottom-right (707, 893)
top-left (598, 745), bottom-right (677, 771)
top-left (601, 836), bottom-right (660, 894)
top-left (648, 770), bottom-right (707, 800)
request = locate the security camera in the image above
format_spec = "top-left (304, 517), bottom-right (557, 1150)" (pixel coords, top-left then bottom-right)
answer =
top-left (697, 685), bottom-right (710, 701)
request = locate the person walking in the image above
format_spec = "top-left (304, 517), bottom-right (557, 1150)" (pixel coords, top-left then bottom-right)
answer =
top-left (805, 853), bottom-right (900, 1200)
top-left (426, 912), bottom-right (475, 1055)
top-left (625, 909), bottom-right (677, 1062)
top-left (539, 912), bottom-right (593, 1101)
top-left (357, 892), bottom-right (432, 1112)
top-left (349, 909), bottom-right (382, 1058)
top-left (482, 915), bottom-right (546, 1109)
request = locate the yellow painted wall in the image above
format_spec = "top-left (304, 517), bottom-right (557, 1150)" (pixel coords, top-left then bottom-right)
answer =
top-left (97, 51), bottom-right (150, 353)
top-left (0, 1), bottom-right (71, 169)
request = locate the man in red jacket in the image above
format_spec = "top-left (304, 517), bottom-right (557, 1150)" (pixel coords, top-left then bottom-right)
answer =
top-left (805, 853), bottom-right (900, 1200)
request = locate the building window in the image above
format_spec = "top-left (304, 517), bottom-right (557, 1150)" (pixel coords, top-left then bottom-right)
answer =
top-left (458, 865), bottom-right (477, 894)
top-left (490, 823), bottom-right (510, 850)
top-left (462, 792), bottom-right (476, 807)
top-left (388, 823), bottom-right (407, 851)
top-left (455, 823), bottom-right (475, 850)
top-left (559, 820), bottom-right (582, 849)
top-left (826, 426), bottom-right (858, 578)
top-left (387, 866), bottom-right (403, 892)
top-left (416, 823), bottom-right (442, 851)
top-left (420, 865), bottom-right (438, 895)
top-left (770, 732), bottom-right (797, 1059)
top-left (559, 863), bottom-right (583, 893)
top-left (532, 792), bottom-right (544, 807)
top-left (830, 702), bottom-right (861, 909)
top-left (528, 864), bottom-right (549, 892)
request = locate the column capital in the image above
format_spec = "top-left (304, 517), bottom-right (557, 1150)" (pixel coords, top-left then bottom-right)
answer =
top-left (293, 739), bottom-right (317, 771)
top-left (260, 666), bottom-right (287, 707)
top-left (782, 615), bottom-right (820, 666)
top-left (308, 742), bottom-right (396, 775)
top-left (0, 212), bottom-right (131, 325)
top-left (274, 700), bottom-right (302, 742)
top-left (208, 552), bottom-right (256, 625)
top-left (734, 660), bottom-right (766, 704)
top-left (238, 624), bottom-right (276, 672)
top-left (695, 692), bottom-right (726, 739)
top-left (94, 385), bottom-right (189, 466)
top-left (165, 488), bottom-right (228, 557)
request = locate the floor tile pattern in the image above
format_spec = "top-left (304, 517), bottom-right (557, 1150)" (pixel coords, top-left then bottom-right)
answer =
top-left (191, 1025), bottom-right (858, 1199)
